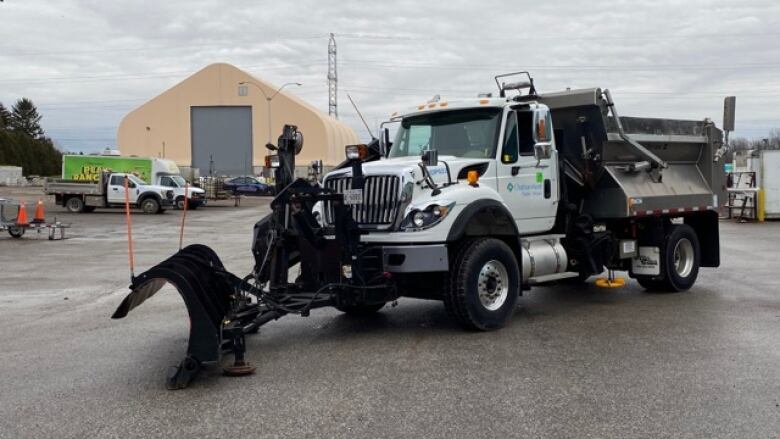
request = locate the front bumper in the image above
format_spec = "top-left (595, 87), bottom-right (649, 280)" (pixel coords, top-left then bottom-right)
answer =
top-left (378, 243), bottom-right (449, 273)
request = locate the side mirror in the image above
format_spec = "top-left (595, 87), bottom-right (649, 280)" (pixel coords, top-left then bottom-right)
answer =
top-left (421, 149), bottom-right (438, 167)
top-left (293, 130), bottom-right (304, 155)
top-left (533, 142), bottom-right (552, 162)
top-left (723, 96), bottom-right (736, 132)
top-left (379, 127), bottom-right (391, 157)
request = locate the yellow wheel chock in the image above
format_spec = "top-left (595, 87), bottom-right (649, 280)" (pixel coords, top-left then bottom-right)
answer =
top-left (594, 270), bottom-right (626, 288)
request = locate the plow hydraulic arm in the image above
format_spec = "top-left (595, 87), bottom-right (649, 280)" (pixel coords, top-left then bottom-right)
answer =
top-left (111, 125), bottom-right (396, 389)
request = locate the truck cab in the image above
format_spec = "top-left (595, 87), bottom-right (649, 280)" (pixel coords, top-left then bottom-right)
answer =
top-left (105, 173), bottom-right (175, 213)
top-left (322, 98), bottom-right (560, 263)
top-left (157, 174), bottom-right (206, 209)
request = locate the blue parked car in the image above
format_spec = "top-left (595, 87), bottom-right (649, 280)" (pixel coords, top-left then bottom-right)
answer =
top-left (223, 176), bottom-right (274, 196)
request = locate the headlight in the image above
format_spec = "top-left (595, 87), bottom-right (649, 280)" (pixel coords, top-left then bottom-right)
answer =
top-left (345, 144), bottom-right (367, 160)
top-left (401, 202), bottom-right (455, 231)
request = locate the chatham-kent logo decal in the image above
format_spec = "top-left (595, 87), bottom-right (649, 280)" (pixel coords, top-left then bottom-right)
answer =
top-left (506, 182), bottom-right (543, 196)
top-left (637, 254), bottom-right (658, 266)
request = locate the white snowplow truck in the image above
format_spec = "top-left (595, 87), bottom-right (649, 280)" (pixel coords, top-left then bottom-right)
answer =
top-left (317, 73), bottom-right (723, 330)
top-left (110, 73), bottom-right (726, 389)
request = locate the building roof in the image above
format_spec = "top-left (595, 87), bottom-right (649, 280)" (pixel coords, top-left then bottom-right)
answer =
top-left (117, 63), bottom-right (359, 166)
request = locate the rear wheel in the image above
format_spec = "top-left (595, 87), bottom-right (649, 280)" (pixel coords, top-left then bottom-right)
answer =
top-left (65, 197), bottom-right (85, 213)
top-left (637, 224), bottom-right (700, 292)
top-left (8, 226), bottom-right (25, 238)
top-left (140, 197), bottom-right (160, 214)
top-left (444, 238), bottom-right (520, 331)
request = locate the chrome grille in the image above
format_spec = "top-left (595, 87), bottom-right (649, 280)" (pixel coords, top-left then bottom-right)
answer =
top-left (324, 175), bottom-right (401, 226)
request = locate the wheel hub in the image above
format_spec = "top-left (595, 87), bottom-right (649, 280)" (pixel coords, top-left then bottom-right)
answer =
top-left (673, 238), bottom-right (694, 278)
top-left (477, 260), bottom-right (509, 311)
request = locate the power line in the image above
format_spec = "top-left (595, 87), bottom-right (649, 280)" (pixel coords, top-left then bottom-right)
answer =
top-left (0, 34), bottom-right (327, 58)
top-left (340, 59), bottom-right (780, 72)
top-left (0, 61), bottom-right (326, 84)
top-left (336, 31), bottom-right (780, 42)
top-left (342, 84), bottom-right (780, 99)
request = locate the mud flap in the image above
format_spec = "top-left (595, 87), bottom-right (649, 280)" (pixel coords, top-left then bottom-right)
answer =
top-left (112, 244), bottom-right (233, 373)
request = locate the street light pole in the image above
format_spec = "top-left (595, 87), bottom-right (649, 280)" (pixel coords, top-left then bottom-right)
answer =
top-left (238, 81), bottom-right (302, 149)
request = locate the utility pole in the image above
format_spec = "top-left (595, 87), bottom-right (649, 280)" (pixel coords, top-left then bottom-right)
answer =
top-left (328, 33), bottom-right (338, 118)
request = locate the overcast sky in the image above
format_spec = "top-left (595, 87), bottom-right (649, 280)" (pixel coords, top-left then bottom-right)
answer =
top-left (1, 0), bottom-right (779, 152)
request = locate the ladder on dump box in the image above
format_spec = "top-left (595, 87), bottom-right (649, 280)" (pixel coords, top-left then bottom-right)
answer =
top-left (726, 171), bottom-right (757, 222)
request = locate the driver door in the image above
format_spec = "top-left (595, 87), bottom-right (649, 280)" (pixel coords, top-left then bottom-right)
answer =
top-left (107, 175), bottom-right (137, 204)
top-left (496, 108), bottom-right (559, 234)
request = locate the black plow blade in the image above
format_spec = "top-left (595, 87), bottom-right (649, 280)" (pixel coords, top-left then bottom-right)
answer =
top-left (112, 244), bottom-right (233, 389)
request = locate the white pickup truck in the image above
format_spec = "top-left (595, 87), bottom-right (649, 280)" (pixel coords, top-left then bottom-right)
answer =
top-left (45, 172), bottom-right (175, 213)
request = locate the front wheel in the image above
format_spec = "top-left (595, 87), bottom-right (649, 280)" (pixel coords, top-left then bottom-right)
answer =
top-left (444, 238), bottom-right (520, 331)
top-left (637, 224), bottom-right (700, 292)
top-left (140, 197), bottom-right (161, 214)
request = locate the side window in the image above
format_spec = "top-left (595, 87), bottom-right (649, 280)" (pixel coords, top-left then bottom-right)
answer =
top-left (160, 176), bottom-right (173, 187)
top-left (517, 111), bottom-right (535, 156)
top-left (407, 125), bottom-right (432, 156)
top-left (110, 175), bottom-right (123, 186)
top-left (501, 112), bottom-right (518, 163)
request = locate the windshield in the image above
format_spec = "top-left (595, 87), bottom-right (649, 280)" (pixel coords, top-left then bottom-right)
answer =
top-left (389, 108), bottom-right (502, 159)
top-left (160, 175), bottom-right (187, 187)
top-left (128, 175), bottom-right (147, 186)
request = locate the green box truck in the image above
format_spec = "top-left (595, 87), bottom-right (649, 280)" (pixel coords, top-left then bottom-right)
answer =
top-left (60, 155), bottom-right (205, 209)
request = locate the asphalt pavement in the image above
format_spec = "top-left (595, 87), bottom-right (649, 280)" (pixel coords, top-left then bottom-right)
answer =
top-left (0, 188), bottom-right (778, 438)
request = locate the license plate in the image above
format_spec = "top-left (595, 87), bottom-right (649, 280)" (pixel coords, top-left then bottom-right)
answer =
top-left (343, 189), bottom-right (363, 205)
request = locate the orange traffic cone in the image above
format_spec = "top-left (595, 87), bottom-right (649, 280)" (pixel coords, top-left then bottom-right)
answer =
top-left (16, 200), bottom-right (29, 225)
top-left (32, 199), bottom-right (46, 223)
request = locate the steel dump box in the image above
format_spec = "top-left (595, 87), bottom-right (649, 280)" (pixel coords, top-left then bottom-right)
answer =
top-left (539, 89), bottom-right (725, 218)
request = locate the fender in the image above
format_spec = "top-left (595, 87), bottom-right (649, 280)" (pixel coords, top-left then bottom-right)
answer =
top-left (137, 191), bottom-right (163, 205)
top-left (447, 198), bottom-right (520, 242)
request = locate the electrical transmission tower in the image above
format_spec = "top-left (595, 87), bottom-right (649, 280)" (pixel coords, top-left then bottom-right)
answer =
top-left (328, 33), bottom-right (338, 118)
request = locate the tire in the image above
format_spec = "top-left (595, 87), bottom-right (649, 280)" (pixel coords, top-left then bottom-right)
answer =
top-left (175, 197), bottom-right (185, 210)
top-left (8, 226), bottom-right (25, 238)
top-left (444, 238), bottom-right (520, 331)
top-left (334, 303), bottom-right (385, 316)
top-left (140, 197), bottom-right (160, 214)
top-left (65, 197), bottom-right (85, 213)
top-left (637, 224), bottom-right (700, 292)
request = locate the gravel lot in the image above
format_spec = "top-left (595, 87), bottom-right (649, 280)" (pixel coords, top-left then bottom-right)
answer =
top-left (0, 186), bottom-right (778, 438)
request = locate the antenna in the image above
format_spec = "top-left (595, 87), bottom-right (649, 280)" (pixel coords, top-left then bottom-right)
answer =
top-left (346, 92), bottom-right (374, 139)
top-left (328, 33), bottom-right (338, 118)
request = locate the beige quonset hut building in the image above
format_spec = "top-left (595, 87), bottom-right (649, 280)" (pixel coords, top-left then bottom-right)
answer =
top-left (117, 63), bottom-right (359, 176)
